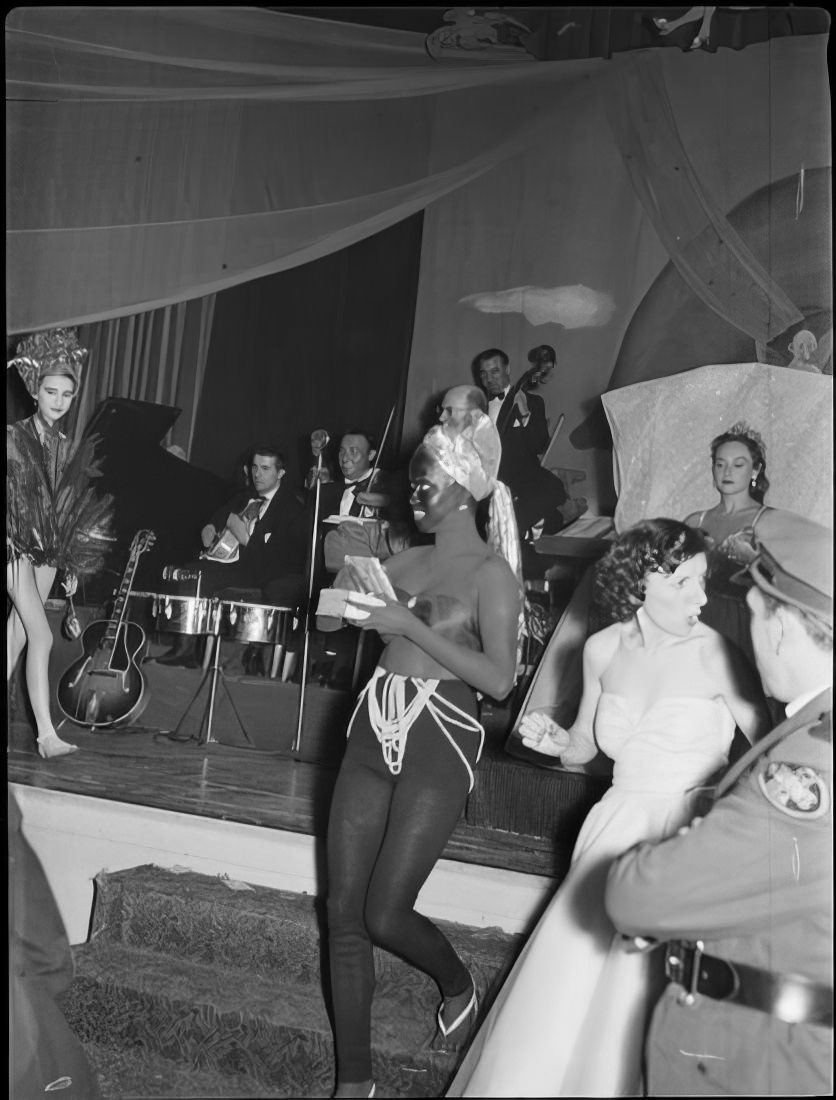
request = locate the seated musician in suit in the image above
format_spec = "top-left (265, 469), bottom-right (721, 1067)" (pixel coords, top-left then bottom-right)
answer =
top-left (473, 347), bottom-right (586, 542)
top-left (155, 445), bottom-right (306, 668)
top-left (314, 430), bottom-right (413, 690)
top-left (437, 383), bottom-right (488, 437)
top-left (319, 430), bottom-right (413, 572)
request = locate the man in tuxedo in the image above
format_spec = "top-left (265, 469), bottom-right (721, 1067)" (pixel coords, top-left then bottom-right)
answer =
top-left (319, 430), bottom-right (386, 520)
top-left (606, 511), bottom-right (832, 1096)
top-left (314, 430), bottom-right (411, 689)
top-left (155, 445), bottom-right (306, 667)
top-left (473, 348), bottom-right (582, 539)
top-left (319, 430), bottom-right (411, 571)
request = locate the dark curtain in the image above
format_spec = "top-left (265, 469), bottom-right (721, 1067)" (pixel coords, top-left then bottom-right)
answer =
top-left (191, 213), bottom-right (424, 491)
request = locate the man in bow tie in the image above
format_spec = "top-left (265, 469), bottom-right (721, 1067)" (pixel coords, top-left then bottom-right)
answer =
top-left (317, 430), bottom-right (387, 520)
top-left (474, 348), bottom-right (582, 543)
top-left (315, 429), bottom-right (412, 689)
top-left (155, 444), bottom-right (306, 667)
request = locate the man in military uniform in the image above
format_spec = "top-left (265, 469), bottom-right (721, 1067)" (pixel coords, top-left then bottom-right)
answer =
top-left (605, 510), bottom-right (832, 1096)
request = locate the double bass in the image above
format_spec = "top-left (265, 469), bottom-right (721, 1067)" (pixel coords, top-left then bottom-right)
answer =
top-left (499, 345), bottom-right (564, 465)
top-left (58, 529), bottom-right (156, 729)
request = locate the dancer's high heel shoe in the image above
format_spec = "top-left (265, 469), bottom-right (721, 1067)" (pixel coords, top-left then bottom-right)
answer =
top-left (37, 733), bottom-right (79, 759)
top-left (433, 975), bottom-right (478, 1053)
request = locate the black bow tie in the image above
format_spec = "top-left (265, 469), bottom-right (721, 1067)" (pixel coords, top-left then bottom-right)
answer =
top-left (489, 392), bottom-right (507, 403)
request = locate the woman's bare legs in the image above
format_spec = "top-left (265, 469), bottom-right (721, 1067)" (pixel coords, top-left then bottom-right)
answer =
top-left (7, 559), bottom-right (77, 758)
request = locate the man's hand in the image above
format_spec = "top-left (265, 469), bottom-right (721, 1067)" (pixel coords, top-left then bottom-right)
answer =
top-left (518, 710), bottom-right (571, 757)
top-left (226, 513), bottom-right (249, 547)
top-left (61, 574), bottom-right (78, 597)
top-left (354, 491), bottom-right (390, 510)
top-left (201, 524), bottom-right (218, 549)
top-left (513, 390), bottom-right (530, 420)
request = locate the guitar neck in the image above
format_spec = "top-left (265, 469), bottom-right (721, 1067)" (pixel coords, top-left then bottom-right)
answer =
top-left (103, 536), bottom-right (149, 643)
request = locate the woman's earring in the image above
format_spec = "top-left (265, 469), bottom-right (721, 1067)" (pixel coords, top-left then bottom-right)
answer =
top-left (750, 476), bottom-right (757, 489)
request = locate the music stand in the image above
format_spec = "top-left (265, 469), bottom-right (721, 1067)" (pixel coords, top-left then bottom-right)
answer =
top-left (165, 601), bottom-right (255, 748)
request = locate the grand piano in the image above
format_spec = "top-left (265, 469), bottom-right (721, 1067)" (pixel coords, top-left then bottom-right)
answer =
top-left (77, 399), bottom-right (230, 602)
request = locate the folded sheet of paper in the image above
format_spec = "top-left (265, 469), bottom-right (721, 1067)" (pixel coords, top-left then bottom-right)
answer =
top-left (342, 555), bottom-right (397, 599)
top-left (316, 588), bottom-right (386, 621)
top-left (316, 555), bottom-right (396, 622)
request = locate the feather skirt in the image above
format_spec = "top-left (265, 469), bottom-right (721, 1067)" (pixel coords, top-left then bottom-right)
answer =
top-left (7, 424), bottom-right (114, 575)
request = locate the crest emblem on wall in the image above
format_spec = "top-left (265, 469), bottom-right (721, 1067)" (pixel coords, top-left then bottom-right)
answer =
top-left (426, 7), bottom-right (536, 61)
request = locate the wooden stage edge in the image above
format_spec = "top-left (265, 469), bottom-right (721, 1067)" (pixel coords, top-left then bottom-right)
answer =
top-left (7, 658), bottom-right (583, 943)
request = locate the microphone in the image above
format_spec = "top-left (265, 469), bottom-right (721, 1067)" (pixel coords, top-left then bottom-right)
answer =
top-left (311, 429), bottom-right (329, 453)
top-left (162, 566), bottom-right (202, 582)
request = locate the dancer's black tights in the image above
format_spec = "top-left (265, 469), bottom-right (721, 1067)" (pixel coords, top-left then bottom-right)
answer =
top-left (326, 677), bottom-right (480, 1084)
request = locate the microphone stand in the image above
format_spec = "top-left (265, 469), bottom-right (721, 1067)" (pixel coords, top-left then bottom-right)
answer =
top-left (292, 446), bottom-right (325, 756)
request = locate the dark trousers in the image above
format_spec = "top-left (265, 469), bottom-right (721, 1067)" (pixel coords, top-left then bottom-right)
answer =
top-left (326, 677), bottom-right (480, 1082)
top-left (9, 793), bottom-right (101, 1100)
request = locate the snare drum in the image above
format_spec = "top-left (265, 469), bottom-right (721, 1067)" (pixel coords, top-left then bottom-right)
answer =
top-left (218, 601), bottom-right (290, 645)
top-left (152, 594), bottom-right (217, 636)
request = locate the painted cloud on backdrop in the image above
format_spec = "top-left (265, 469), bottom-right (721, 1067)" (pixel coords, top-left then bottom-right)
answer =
top-left (460, 285), bottom-right (616, 328)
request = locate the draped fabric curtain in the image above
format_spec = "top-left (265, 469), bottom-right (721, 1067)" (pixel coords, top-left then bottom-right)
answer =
top-left (6, 7), bottom-right (606, 333)
top-left (70, 296), bottom-right (215, 458)
top-left (6, 8), bottom-right (827, 344)
top-left (5, 8), bottom-right (829, 495)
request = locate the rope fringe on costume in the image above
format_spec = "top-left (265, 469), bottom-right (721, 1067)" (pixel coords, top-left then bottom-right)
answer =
top-left (349, 667), bottom-right (485, 792)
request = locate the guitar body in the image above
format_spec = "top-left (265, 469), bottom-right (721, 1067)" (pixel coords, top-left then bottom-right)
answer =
top-left (57, 619), bottom-right (149, 728)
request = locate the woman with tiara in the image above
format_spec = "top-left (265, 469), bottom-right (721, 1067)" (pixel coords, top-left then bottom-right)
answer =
top-left (322, 411), bottom-right (523, 1098)
top-left (684, 421), bottom-right (773, 669)
top-left (7, 327), bottom-right (112, 759)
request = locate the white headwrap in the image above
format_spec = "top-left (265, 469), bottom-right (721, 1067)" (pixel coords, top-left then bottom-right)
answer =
top-left (421, 412), bottom-right (522, 583)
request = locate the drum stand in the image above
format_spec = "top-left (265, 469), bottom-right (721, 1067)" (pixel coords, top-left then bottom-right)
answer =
top-left (167, 610), bottom-right (255, 748)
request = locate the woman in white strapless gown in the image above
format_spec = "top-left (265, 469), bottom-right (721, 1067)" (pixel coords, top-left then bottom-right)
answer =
top-left (448, 519), bottom-right (767, 1098)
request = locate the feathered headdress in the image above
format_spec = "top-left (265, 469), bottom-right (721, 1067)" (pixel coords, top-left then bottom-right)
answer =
top-left (8, 327), bottom-right (87, 398)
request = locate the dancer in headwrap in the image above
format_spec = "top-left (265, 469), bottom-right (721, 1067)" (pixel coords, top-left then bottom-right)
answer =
top-left (7, 327), bottom-right (112, 758)
top-left (324, 412), bottom-right (523, 1098)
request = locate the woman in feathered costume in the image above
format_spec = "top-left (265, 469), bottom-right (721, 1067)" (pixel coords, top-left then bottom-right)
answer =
top-left (7, 327), bottom-right (113, 758)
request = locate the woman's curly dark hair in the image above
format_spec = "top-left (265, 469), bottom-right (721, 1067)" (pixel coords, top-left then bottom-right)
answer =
top-left (592, 519), bottom-right (707, 625)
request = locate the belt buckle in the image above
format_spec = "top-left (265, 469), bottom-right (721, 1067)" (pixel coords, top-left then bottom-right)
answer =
top-left (667, 940), bottom-right (704, 1008)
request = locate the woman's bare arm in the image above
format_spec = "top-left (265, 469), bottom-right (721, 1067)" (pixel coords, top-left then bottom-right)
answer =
top-left (349, 556), bottom-right (521, 698)
top-left (702, 633), bottom-right (770, 743)
top-left (521, 626), bottom-right (618, 765)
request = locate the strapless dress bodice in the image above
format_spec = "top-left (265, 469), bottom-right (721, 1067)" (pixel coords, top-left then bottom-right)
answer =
top-left (594, 693), bottom-right (735, 794)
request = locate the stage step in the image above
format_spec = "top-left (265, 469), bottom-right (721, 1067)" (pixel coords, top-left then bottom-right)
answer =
top-left (63, 865), bottom-right (523, 1098)
top-left (83, 1037), bottom-right (277, 1098)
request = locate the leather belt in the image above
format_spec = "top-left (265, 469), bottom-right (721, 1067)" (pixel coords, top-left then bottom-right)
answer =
top-left (664, 940), bottom-right (833, 1028)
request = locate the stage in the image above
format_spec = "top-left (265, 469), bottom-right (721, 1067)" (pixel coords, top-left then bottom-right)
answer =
top-left (8, 605), bottom-right (610, 948)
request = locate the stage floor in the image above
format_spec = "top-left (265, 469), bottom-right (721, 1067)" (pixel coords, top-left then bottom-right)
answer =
top-left (8, 657), bottom-right (562, 879)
